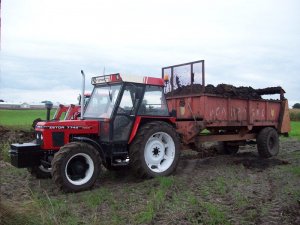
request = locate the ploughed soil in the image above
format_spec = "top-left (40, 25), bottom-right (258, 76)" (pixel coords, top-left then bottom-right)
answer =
top-left (166, 83), bottom-right (283, 100)
top-left (0, 127), bottom-right (300, 225)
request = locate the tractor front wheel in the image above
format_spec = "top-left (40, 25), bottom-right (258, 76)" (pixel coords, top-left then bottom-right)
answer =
top-left (129, 121), bottom-right (180, 178)
top-left (51, 142), bottom-right (101, 192)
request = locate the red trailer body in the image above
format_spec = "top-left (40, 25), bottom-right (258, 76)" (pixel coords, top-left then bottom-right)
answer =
top-left (167, 94), bottom-right (290, 144)
top-left (162, 60), bottom-right (291, 145)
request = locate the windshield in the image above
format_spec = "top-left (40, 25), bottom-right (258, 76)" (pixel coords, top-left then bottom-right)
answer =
top-left (84, 84), bottom-right (121, 118)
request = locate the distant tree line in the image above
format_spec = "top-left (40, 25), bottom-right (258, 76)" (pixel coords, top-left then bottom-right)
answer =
top-left (293, 103), bottom-right (300, 109)
top-left (290, 103), bottom-right (300, 121)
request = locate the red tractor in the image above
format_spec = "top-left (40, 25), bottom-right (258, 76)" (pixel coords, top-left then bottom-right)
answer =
top-left (10, 71), bottom-right (179, 192)
top-left (10, 60), bottom-right (290, 192)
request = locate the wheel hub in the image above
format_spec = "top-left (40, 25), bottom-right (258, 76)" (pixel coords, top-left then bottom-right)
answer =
top-left (152, 147), bottom-right (160, 156)
top-left (69, 160), bottom-right (89, 179)
top-left (146, 140), bottom-right (165, 163)
top-left (144, 132), bottom-right (176, 173)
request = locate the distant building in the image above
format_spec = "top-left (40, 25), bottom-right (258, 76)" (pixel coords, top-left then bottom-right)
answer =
top-left (0, 102), bottom-right (58, 109)
top-left (20, 102), bottom-right (30, 109)
top-left (0, 102), bottom-right (21, 109)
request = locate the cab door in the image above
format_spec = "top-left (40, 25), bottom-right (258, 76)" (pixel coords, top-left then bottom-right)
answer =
top-left (112, 84), bottom-right (144, 141)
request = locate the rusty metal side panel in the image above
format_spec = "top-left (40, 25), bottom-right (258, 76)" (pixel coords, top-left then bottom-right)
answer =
top-left (228, 99), bottom-right (248, 121)
top-left (204, 96), bottom-right (228, 122)
top-left (166, 96), bottom-right (205, 119)
top-left (249, 101), bottom-right (267, 122)
top-left (204, 98), bottom-right (281, 127)
top-left (278, 100), bottom-right (291, 133)
top-left (166, 95), bottom-right (283, 127)
top-left (265, 101), bottom-right (281, 122)
top-left (167, 95), bottom-right (289, 144)
top-left (176, 121), bottom-right (201, 144)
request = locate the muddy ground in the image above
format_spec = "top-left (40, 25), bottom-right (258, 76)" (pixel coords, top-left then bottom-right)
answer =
top-left (0, 128), bottom-right (299, 225)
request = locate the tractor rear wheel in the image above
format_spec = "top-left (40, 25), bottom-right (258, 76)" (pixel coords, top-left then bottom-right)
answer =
top-left (257, 127), bottom-right (279, 158)
top-left (129, 121), bottom-right (180, 178)
top-left (51, 142), bottom-right (101, 192)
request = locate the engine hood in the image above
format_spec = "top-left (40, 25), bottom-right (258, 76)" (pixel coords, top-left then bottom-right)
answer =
top-left (35, 120), bottom-right (99, 131)
top-left (35, 120), bottom-right (100, 150)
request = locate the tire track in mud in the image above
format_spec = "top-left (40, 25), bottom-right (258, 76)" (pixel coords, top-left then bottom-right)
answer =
top-left (174, 151), bottom-right (291, 225)
top-left (226, 171), bottom-right (280, 225)
top-left (257, 177), bottom-right (283, 225)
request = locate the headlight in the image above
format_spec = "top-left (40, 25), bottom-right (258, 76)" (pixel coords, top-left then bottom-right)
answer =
top-left (40, 134), bottom-right (43, 140)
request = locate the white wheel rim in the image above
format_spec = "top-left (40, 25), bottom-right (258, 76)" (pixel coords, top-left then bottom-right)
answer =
top-left (65, 153), bottom-right (94, 186)
top-left (144, 132), bottom-right (175, 173)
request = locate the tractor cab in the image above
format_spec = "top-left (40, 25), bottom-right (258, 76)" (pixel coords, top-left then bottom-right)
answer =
top-left (83, 73), bottom-right (170, 142)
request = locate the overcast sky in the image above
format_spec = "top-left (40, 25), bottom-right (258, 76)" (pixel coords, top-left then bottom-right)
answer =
top-left (1, 0), bottom-right (299, 106)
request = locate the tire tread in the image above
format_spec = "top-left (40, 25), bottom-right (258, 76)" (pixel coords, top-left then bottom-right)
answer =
top-left (129, 121), bottom-right (180, 178)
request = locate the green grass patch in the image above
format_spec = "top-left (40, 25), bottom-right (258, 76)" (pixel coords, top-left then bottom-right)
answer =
top-left (29, 191), bottom-right (82, 225)
top-left (0, 109), bottom-right (54, 130)
top-left (290, 121), bottom-right (300, 140)
top-left (280, 165), bottom-right (300, 176)
top-left (135, 176), bottom-right (174, 224)
top-left (81, 188), bottom-right (112, 208)
top-left (0, 200), bottom-right (44, 225)
top-left (199, 202), bottom-right (230, 225)
top-left (0, 142), bottom-right (10, 162)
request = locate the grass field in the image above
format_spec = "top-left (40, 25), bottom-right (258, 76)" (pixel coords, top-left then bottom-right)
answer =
top-left (290, 121), bottom-right (300, 140)
top-left (0, 109), bottom-right (54, 130)
top-left (0, 109), bottom-right (299, 139)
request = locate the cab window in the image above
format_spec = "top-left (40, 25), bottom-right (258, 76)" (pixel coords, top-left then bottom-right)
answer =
top-left (138, 86), bottom-right (169, 116)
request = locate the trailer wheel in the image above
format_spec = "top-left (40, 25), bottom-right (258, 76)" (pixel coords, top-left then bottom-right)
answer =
top-left (129, 121), bottom-right (180, 178)
top-left (28, 165), bottom-right (52, 179)
top-left (51, 142), bottom-right (101, 192)
top-left (257, 127), bottom-right (279, 158)
top-left (217, 142), bottom-right (239, 155)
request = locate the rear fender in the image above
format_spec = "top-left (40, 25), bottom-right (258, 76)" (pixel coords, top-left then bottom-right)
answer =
top-left (128, 116), bottom-right (176, 144)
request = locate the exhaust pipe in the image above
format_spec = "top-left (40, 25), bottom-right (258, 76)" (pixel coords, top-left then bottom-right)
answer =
top-left (80, 70), bottom-right (85, 120)
top-left (45, 101), bottom-right (53, 121)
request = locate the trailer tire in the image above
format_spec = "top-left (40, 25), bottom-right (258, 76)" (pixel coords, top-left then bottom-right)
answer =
top-left (257, 127), bottom-right (279, 158)
top-left (129, 121), bottom-right (180, 178)
top-left (28, 165), bottom-right (52, 179)
top-left (51, 142), bottom-right (101, 192)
